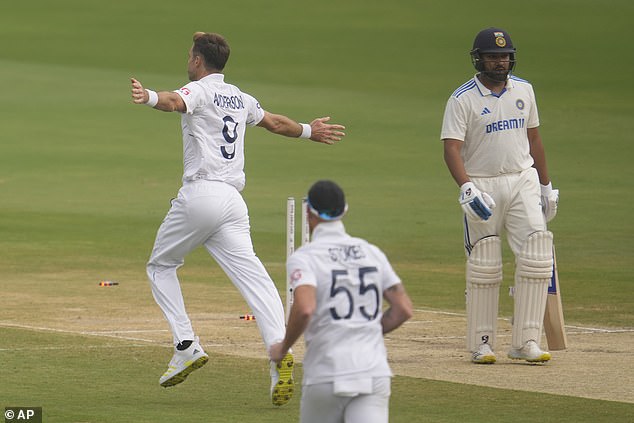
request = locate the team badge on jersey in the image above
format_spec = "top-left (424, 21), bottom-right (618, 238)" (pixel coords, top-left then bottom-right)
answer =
top-left (290, 269), bottom-right (302, 287)
top-left (516, 99), bottom-right (525, 110)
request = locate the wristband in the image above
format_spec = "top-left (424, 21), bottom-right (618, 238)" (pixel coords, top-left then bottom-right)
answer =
top-left (145, 89), bottom-right (159, 107)
top-left (299, 123), bottom-right (312, 139)
top-left (540, 182), bottom-right (553, 196)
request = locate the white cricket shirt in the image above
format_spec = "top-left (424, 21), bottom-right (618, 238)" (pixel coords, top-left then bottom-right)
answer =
top-left (440, 74), bottom-right (540, 177)
top-left (175, 73), bottom-right (264, 191)
top-left (287, 220), bottom-right (401, 386)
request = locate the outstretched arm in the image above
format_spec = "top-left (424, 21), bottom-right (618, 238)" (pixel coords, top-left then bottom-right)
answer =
top-left (130, 77), bottom-right (186, 113)
top-left (257, 112), bottom-right (345, 145)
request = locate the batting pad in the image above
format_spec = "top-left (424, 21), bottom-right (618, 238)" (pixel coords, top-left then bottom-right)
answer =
top-left (512, 231), bottom-right (554, 349)
top-left (466, 236), bottom-right (503, 352)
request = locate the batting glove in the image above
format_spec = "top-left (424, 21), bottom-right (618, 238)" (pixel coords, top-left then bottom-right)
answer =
top-left (541, 182), bottom-right (559, 222)
top-left (459, 182), bottom-right (496, 221)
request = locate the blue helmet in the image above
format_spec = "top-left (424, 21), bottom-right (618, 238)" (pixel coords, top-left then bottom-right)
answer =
top-left (470, 27), bottom-right (516, 73)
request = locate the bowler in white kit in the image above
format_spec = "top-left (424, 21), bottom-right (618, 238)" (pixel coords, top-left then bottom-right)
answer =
top-left (269, 180), bottom-right (413, 423)
top-left (441, 27), bottom-right (559, 364)
top-left (130, 32), bottom-right (345, 405)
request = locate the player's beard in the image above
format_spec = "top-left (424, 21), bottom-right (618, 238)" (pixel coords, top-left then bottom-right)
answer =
top-left (482, 67), bottom-right (510, 83)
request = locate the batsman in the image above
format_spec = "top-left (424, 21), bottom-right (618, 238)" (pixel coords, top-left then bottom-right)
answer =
top-left (440, 27), bottom-right (559, 364)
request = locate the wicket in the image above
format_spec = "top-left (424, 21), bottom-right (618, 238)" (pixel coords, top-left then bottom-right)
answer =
top-left (285, 197), bottom-right (309, 320)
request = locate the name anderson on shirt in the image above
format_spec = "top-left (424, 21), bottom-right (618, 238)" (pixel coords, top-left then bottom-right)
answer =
top-left (214, 93), bottom-right (244, 110)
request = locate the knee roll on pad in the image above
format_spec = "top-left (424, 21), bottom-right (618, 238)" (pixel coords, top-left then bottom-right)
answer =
top-left (512, 231), bottom-right (554, 348)
top-left (516, 231), bottom-right (554, 279)
top-left (466, 236), bottom-right (502, 352)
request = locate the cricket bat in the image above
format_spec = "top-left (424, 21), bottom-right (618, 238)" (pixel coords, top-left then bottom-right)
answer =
top-left (543, 246), bottom-right (568, 350)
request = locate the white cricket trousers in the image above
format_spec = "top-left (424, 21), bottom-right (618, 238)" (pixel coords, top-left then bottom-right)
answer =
top-left (464, 167), bottom-right (547, 256)
top-left (146, 180), bottom-right (286, 348)
top-left (300, 377), bottom-right (391, 423)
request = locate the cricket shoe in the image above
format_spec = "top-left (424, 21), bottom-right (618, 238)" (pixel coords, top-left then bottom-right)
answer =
top-left (270, 352), bottom-right (295, 406)
top-left (472, 343), bottom-right (496, 364)
top-left (159, 337), bottom-right (209, 387)
top-left (508, 340), bottom-right (551, 363)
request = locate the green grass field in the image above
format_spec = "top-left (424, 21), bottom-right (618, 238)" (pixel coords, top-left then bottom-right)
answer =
top-left (1, 0), bottom-right (633, 421)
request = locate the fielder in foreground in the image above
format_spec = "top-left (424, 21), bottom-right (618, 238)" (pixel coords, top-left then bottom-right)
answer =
top-left (440, 28), bottom-right (559, 364)
top-left (269, 180), bottom-right (413, 423)
top-left (130, 32), bottom-right (345, 405)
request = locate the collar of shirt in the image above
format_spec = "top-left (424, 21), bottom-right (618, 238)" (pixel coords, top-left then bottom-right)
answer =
top-left (199, 73), bottom-right (225, 83)
top-left (473, 74), bottom-right (515, 96)
top-left (311, 220), bottom-right (348, 241)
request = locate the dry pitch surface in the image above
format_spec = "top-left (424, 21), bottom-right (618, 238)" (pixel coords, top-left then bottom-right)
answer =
top-left (1, 274), bottom-right (632, 404)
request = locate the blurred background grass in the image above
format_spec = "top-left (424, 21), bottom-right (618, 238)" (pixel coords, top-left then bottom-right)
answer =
top-left (1, 0), bottom-right (632, 324)
top-left (1, 0), bottom-right (633, 421)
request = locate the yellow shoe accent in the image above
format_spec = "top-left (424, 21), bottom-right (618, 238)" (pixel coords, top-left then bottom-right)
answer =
top-left (160, 355), bottom-right (209, 388)
top-left (472, 343), bottom-right (496, 364)
top-left (525, 352), bottom-right (551, 363)
top-left (272, 353), bottom-right (295, 406)
top-left (472, 353), bottom-right (496, 364)
top-left (507, 340), bottom-right (551, 363)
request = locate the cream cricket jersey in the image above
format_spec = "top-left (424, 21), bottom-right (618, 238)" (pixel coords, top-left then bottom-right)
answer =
top-left (175, 73), bottom-right (264, 191)
top-left (441, 74), bottom-right (540, 177)
top-left (287, 220), bottom-right (401, 386)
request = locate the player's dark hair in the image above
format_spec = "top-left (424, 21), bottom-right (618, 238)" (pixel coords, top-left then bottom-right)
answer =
top-left (307, 180), bottom-right (348, 221)
top-left (192, 32), bottom-right (230, 71)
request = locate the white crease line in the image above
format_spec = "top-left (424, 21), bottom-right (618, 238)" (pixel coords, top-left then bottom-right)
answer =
top-left (415, 308), bottom-right (511, 321)
top-left (0, 344), bottom-right (153, 352)
top-left (0, 321), bottom-right (234, 350)
top-left (82, 333), bottom-right (163, 342)
top-left (414, 308), bottom-right (632, 334)
top-left (407, 336), bottom-right (466, 341)
top-left (415, 308), bottom-right (465, 317)
top-left (3, 316), bottom-right (631, 348)
top-left (0, 342), bottom-right (228, 352)
top-left (0, 321), bottom-right (162, 344)
top-left (85, 329), bottom-right (169, 334)
top-left (1, 321), bottom-right (94, 334)
top-left (565, 326), bottom-right (634, 334)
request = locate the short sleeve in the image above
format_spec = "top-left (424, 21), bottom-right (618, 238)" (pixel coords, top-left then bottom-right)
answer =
top-left (375, 248), bottom-right (401, 291)
top-left (174, 82), bottom-right (204, 115)
top-left (526, 85), bottom-right (540, 129)
top-left (440, 96), bottom-right (467, 141)
top-left (243, 93), bottom-right (265, 126)
top-left (286, 251), bottom-right (317, 290)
